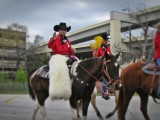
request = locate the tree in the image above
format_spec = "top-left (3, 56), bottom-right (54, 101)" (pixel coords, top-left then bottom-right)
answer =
top-left (33, 34), bottom-right (44, 46)
top-left (25, 34), bottom-right (49, 73)
top-left (15, 68), bottom-right (27, 82)
top-left (120, 4), bottom-right (157, 61)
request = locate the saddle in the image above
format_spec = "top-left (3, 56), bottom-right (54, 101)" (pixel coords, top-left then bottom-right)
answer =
top-left (142, 61), bottom-right (160, 75)
top-left (142, 61), bottom-right (160, 97)
top-left (35, 65), bottom-right (49, 79)
top-left (35, 57), bottom-right (79, 79)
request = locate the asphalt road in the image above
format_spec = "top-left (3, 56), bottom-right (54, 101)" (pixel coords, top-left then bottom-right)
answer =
top-left (0, 94), bottom-right (159, 120)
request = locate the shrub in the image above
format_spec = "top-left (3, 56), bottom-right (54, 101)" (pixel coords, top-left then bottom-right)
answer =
top-left (0, 72), bottom-right (9, 82)
top-left (15, 68), bottom-right (27, 83)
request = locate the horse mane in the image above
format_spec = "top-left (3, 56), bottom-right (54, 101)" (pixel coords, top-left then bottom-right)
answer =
top-left (79, 57), bottom-right (98, 66)
top-left (121, 61), bottom-right (144, 76)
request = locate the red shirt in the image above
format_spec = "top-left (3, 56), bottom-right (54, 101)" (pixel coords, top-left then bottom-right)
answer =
top-left (154, 31), bottom-right (160, 60)
top-left (48, 34), bottom-right (73, 56)
top-left (93, 45), bottom-right (112, 57)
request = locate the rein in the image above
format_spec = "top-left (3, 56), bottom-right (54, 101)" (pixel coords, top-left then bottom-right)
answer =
top-left (77, 61), bottom-right (102, 82)
top-left (76, 59), bottom-right (113, 95)
top-left (102, 61), bottom-right (112, 84)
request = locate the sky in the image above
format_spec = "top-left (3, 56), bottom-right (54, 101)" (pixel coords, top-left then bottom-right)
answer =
top-left (0, 0), bottom-right (160, 43)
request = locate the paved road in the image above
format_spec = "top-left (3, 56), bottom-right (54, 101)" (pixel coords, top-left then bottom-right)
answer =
top-left (0, 94), bottom-right (159, 120)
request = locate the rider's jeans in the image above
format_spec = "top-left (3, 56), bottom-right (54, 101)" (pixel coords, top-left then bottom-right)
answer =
top-left (156, 58), bottom-right (160, 67)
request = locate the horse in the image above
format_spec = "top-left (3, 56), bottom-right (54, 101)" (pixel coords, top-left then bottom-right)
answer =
top-left (28, 53), bottom-right (119, 120)
top-left (117, 61), bottom-right (160, 120)
top-left (76, 53), bottom-right (120, 120)
top-left (105, 58), bottom-right (146, 119)
top-left (78, 58), bottom-right (135, 119)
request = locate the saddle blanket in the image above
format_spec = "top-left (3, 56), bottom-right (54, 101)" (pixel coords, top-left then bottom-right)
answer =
top-left (142, 61), bottom-right (160, 75)
top-left (35, 65), bottom-right (49, 79)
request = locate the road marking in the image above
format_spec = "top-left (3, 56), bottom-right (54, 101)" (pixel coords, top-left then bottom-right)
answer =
top-left (4, 95), bottom-right (19, 103)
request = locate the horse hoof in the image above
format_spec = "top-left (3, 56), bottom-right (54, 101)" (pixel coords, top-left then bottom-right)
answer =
top-left (106, 113), bottom-right (113, 119)
top-left (99, 117), bottom-right (104, 120)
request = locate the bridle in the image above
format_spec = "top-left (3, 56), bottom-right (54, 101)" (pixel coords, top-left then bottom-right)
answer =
top-left (102, 59), bottom-right (120, 86)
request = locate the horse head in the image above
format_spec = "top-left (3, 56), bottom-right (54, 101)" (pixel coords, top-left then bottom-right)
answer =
top-left (103, 52), bottom-right (120, 87)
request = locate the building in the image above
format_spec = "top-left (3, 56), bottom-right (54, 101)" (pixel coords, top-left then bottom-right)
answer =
top-left (0, 28), bottom-right (26, 79)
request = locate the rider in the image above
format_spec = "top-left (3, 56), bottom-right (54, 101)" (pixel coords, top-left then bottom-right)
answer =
top-left (92, 33), bottom-right (112, 100)
top-left (154, 22), bottom-right (160, 97)
top-left (48, 22), bottom-right (78, 65)
top-left (154, 22), bottom-right (160, 68)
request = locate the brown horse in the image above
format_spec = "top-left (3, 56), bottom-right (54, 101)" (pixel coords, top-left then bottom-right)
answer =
top-left (118, 62), bottom-right (160, 120)
top-left (105, 58), bottom-right (147, 119)
top-left (28, 53), bottom-right (119, 120)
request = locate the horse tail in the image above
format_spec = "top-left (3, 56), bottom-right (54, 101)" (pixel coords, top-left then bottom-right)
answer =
top-left (117, 86), bottom-right (123, 111)
top-left (27, 69), bottom-right (37, 100)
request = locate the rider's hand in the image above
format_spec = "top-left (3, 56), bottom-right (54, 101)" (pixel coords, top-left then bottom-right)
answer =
top-left (53, 32), bottom-right (57, 40)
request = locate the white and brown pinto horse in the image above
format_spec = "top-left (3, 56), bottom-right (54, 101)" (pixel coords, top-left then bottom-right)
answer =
top-left (28, 53), bottom-right (119, 120)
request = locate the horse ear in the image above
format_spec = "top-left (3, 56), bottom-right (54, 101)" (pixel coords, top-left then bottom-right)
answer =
top-left (115, 52), bottom-right (120, 60)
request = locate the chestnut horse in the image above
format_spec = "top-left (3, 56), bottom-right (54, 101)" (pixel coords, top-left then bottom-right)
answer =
top-left (28, 53), bottom-right (119, 120)
top-left (118, 62), bottom-right (160, 120)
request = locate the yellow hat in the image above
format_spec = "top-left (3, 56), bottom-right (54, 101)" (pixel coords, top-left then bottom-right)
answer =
top-left (90, 36), bottom-right (103, 49)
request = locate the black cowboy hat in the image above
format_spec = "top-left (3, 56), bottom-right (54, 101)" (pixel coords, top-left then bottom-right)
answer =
top-left (101, 33), bottom-right (110, 41)
top-left (54, 22), bottom-right (71, 32)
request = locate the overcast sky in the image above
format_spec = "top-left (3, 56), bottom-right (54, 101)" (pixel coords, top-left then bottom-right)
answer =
top-left (0, 0), bottom-right (160, 42)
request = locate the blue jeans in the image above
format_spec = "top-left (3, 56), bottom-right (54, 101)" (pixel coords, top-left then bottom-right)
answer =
top-left (102, 76), bottom-right (108, 92)
top-left (156, 58), bottom-right (160, 97)
top-left (156, 58), bottom-right (160, 67)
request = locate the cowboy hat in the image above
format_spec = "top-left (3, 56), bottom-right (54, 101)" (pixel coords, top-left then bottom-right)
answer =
top-left (53, 22), bottom-right (71, 32)
top-left (101, 33), bottom-right (110, 41)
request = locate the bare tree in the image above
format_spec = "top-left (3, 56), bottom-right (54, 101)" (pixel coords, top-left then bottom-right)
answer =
top-left (33, 34), bottom-right (44, 46)
top-left (26, 35), bottom-right (49, 73)
top-left (120, 4), bottom-right (158, 60)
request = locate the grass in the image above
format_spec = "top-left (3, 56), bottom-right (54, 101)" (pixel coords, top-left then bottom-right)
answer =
top-left (0, 90), bottom-right (28, 94)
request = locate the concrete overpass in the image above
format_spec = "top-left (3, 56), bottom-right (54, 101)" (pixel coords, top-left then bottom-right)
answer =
top-left (32, 5), bottom-right (160, 58)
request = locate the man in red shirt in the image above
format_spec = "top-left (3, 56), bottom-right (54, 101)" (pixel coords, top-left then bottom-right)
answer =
top-left (48, 22), bottom-right (75, 56)
top-left (48, 22), bottom-right (78, 65)
top-left (154, 22), bottom-right (160, 67)
top-left (154, 22), bottom-right (160, 97)
top-left (92, 33), bottom-right (112, 100)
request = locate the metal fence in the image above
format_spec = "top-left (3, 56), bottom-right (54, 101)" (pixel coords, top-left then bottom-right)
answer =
top-left (0, 82), bottom-right (28, 93)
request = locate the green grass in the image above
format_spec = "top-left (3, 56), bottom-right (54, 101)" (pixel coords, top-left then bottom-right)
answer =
top-left (0, 90), bottom-right (28, 94)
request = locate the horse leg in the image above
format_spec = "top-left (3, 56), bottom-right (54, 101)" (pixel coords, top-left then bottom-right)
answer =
top-left (118, 88), bottom-right (135, 120)
top-left (70, 96), bottom-right (80, 120)
top-left (40, 105), bottom-right (47, 120)
top-left (35, 91), bottom-right (48, 120)
top-left (32, 99), bottom-right (40, 120)
top-left (137, 90), bottom-right (150, 120)
top-left (106, 90), bottom-right (119, 119)
top-left (90, 91), bottom-right (103, 120)
top-left (81, 96), bottom-right (91, 120)
top-left (77, 100), bottom-right (82, 119)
